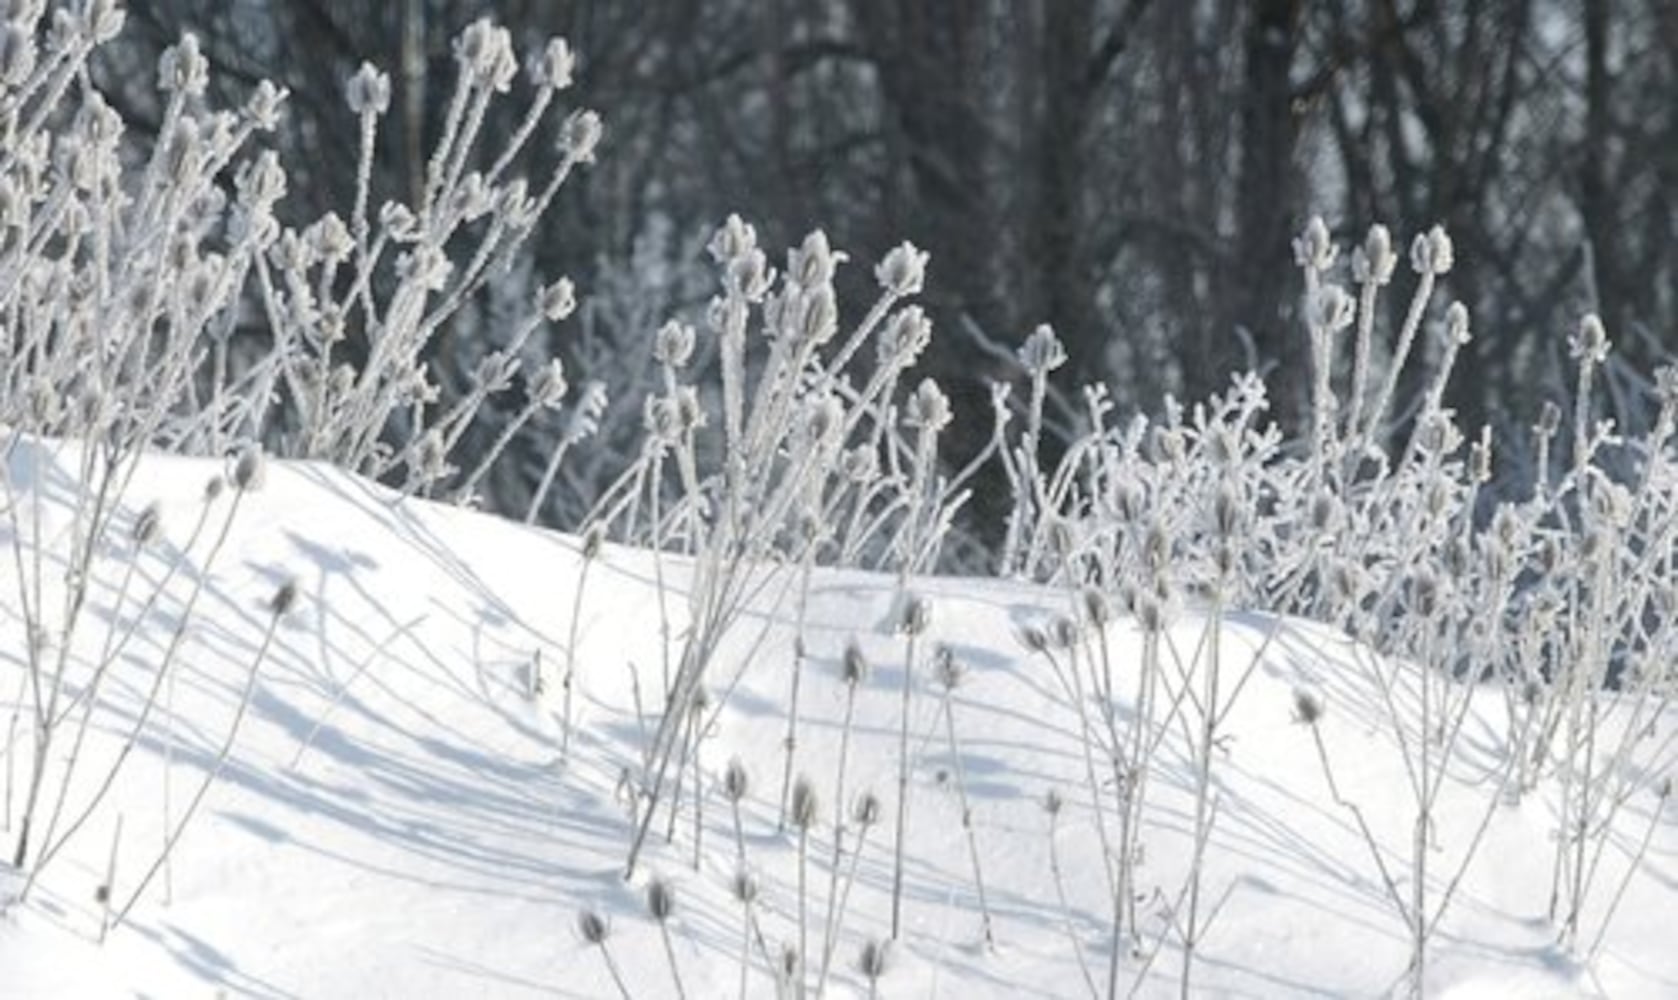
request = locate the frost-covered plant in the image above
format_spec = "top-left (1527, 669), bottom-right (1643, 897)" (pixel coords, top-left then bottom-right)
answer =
top-left (994, 216), bottom-right (1678, 992)
top-left (619, 222), bottom-right (973, 878)
top-left (0, 5), bottom-right (605, 930)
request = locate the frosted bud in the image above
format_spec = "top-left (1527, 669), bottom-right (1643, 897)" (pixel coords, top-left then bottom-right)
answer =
top-left (1569, 314), bottom-right (1609, 365)
top-left (237, 150), bottom-right (287, 208)
top-left (1411, 225), bottom-right (1453, 275)
top-left (802, 393), bottom-right (843, 443)
top-left (792, 286), bottom-right (837, 345)
top-left (160, 34), bottom-right (208, 98)
top-left (1444, 301), bottom-right (1471, 345)
top-left (1291, 215), bottom-right (1335, 272)
top-left (643, 395), bottom-right (681, 443)
top-left (538, 277), bottom-right (576, 321)
top-left (725, 248), bottom-right (772, 301)
top-left (841, 444), bottom-right (878, 484)
top-left (271, 229), bottom-right (311, 272)
top-left (788, 229), bottom-right (838, 288)
top-left (1018, 324), bottom-right (1067, 373)
top-left (1351, 224), bottom-right (1396, 285)
top-left (707, 214), bottom-right (757, 264)
top-left (1309, 284), bottom-right (1354, 334)
top-left (454, 19), bottom-right (512, 87)
top-left (904, 378), bottom-right (951, 432)
top-left (531, 37), bottom-right (575, 90)
top-left (674, 386), bottom-right (705, 432)
top-left (308, 212), bottom-right (352, 263)
top-left (654, 320), bottom-right (695, 368)
top-left (451, 171), bottom-right (494, 221)
top-left (896, 594), bottom-right (931, 637)
top-left (244, 80), bottom-right (286, 131)
top-left (877, 306), bottom-right (931, 367)
top-left (875, 241), bottom-right (928, 297)
top-left (345, 62), bottom-right (390, 116)
top-left (499, 177), bottom-right (535, 228)
top-left (531, 358), bottom-right (568, 407)
top-left (396, 244), bottom-right (452, 291)
top-left (379, 201), bottom-right (420, 242)
top-left (558, 109), bottom-right (602, 164)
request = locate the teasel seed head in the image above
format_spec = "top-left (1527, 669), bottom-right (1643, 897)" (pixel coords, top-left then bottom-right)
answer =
top-left (853, 789), bottom-right (882, 827)
top-left (576, 908), bottom-right (610, 945)
top-left (645, 876), bottom-right (675, 922)
top-left (790, 775), bottom-right (819, 831)
top-left (841, 638), bottom-right (869, 686)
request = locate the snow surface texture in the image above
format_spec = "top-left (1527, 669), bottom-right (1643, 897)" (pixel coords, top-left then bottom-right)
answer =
top-left (1, 441), bottom-right (1674, 999)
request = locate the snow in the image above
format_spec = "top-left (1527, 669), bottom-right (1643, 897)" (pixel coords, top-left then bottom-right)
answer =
top-left (1, 441), bottom-right (1674, 998)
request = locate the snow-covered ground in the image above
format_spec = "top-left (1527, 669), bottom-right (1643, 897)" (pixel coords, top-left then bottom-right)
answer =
top-left (1, 442), bottom-right (1674, 998)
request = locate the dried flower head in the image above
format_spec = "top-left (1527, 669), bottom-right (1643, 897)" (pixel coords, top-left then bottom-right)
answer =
top-left (896, 593), bottom-right (931, 636)
top-left (708, 214), bottom-right (757, 264)
top-left (1570, 314), bottom-right (1610, 366)
top-left (270, 577), bottom-right (300, 617)
top-left (576, 908), bottom-right (610, 945)
top-left (904, 378), bottom-right (952, 432)
top-left (345, 62), bottom-right (390, 116)
top-left (858, 938), bottom-right (891, 980)
top-left (1292, 686), bottom-right (1325, 725)
top-left (160, 34), bottom-right (208, 98)
top-left (724, 757), bottom-right (750, 802)
top-left (934, 645), bottom-right (963, 691)
top-left (787, 229), bottom-right (840, 289)
top-left (1018, 324), bottom-right (1067, 373)
top-left (841, 638), bottom-right (869, 686)
top-left (731, 868), bottom-right (759, 905)
top-left (232, 444), bottom-right (266, 491)
top-left (877, 306), bottom-right (932, 367)
top-left (1292, 216), bottom-right (1335, 272)
top-left (853, 790), bottom-right (883, 827)
top-left (790, 776), bottom-right (819, 830)
top-left (875, 241), bottom-right (928, 297)
top-left (531, 359), bottom-right (569, 408)
top-left (654, 320), bottom-right (696, 368)
top-left (645, 877), bottom-right (676, 922)
top-left (531, 37), bottom-right (575, 90)
top-left (559, 108), bottom-right (603, 164)
top-left (1016, 623), bottom-right (1049, 654)
top-left (1410, 225), bottom-right (1454, 275)
top-left (132, 502), bottom-right (164, 548)
top-left (539, 277), bottom-right (576, 321)
top-left (1352, 223), bottom-right (1397, 285)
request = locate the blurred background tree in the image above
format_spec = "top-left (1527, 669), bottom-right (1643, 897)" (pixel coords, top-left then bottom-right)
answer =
top-left (99, 0), bottom-right (1678, 538)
